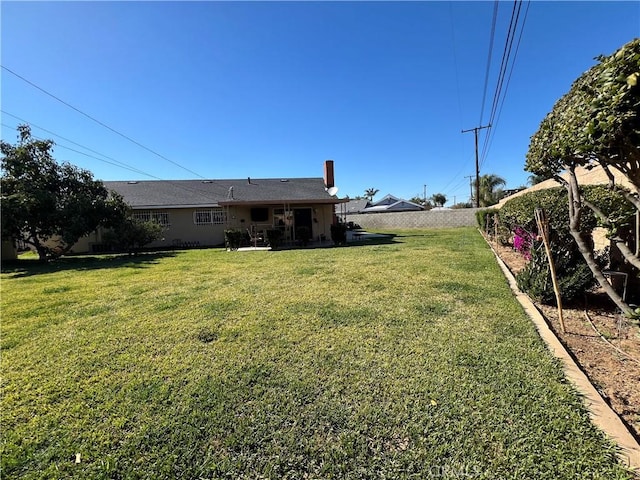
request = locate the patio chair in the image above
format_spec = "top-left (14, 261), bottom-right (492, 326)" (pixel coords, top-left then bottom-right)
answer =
top-left (247, 227), bottom-right (264, 247)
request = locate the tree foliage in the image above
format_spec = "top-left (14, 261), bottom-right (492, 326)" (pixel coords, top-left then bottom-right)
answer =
top-left (477, 173), bottom-right (507, 207)
top-left (1, 125), bottom-right (127, 261)
top-left (431, 193), bottom-right (447, 207)
top-left (526, 38), bottom-right (640, 190)
top-left (364, 188), bottom-right (379, 202)
top-left (524, 38), bottom-right (640, 315)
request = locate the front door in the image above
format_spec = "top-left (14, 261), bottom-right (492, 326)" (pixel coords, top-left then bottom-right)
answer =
top-left (293, 208), bottom-right (313, 241)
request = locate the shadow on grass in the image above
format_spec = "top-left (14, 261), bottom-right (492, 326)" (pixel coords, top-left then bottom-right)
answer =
top-left (246, 234), bottom-right (402, 252)
top-left (1, 251), bottom-right (178, 278)
top-left (342, 233), bottom-right (401, 247)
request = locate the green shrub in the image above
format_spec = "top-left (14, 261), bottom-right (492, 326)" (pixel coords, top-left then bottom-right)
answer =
top-left (498, 185), bottom-right (634, 244)
top-left (102, 218), bottom-right (164, 255)
top-left (499, 187), bottom-right (621, 304)
top-left (476, 208), bottom-right (499, 231)
top-left (498, 187), bottom-right (582, 246)
top-left (265, 229), bottom-right (283, 250)
top-left (224, 229), bottom-right (244, 250)
top-left (330, 223), bottom-right (347, 245)
top-left (516, 241), bottom-right (597, 304)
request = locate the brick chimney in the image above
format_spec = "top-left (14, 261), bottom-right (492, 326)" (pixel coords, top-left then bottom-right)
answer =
top-left (324, 160), bottom-right (335, 189)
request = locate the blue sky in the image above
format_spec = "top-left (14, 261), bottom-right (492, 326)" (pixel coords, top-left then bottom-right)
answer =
top-left (2, 1), bottom-right (638, 204)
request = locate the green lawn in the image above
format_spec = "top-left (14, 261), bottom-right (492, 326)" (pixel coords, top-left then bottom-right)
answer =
top-left (1, 228), bottom-right (633, 479)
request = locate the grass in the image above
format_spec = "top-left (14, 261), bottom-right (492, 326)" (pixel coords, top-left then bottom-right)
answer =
top-left (1, 228), bottom-right (634, 479)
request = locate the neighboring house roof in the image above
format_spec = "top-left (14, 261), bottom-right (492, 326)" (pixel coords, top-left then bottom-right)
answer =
top-left (340, 199), bottom-right (371, 214)
top-left (361, 194), bottom-right (424, 213)
top-left (105, 177), bottom-right (346, 209)
top-left (496, 165), bottom-right (634, 209)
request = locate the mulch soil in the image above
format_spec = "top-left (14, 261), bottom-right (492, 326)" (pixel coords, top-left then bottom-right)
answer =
top-left (489, 238), bottom-right (640, 443)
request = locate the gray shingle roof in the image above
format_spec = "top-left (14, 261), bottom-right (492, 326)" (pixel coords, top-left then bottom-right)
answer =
top-left (341, 199), bottom-right (371, 214)
top-left (104, 177), bottom-right (342, 208)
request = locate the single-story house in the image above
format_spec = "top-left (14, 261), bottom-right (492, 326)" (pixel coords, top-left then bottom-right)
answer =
top-left (360, 194), bottom-right (424, 213)
top-left (71, 160), bottom-right (346, 253)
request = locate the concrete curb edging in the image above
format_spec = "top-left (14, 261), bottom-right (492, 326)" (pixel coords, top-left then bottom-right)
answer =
top-left (489, 244), bottom-right (640, 472)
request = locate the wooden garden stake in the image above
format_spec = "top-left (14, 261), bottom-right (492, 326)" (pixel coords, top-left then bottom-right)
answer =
top-left (535, 208), bottom-right (565, 333)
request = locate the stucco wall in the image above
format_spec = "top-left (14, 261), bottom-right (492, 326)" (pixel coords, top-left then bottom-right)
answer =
top-left (70, 203), bottom-right (338, 253)
top-left (70, 208), bottom-right (228, 253)
top-left (344, 208), bottom-right (480, 230)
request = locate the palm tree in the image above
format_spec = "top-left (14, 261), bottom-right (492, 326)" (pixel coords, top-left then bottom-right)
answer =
top-left (477, 174), bottom-right (506, 207)
top-left (431, 193), bottom-right (447, 207)
top-left (364, 188), bottom-right (379, 202)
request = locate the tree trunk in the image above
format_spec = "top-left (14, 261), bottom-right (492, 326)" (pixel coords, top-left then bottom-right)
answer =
top-left (565, 169), bottom-right (634, 316)
top-left (581, 197), bottom-right (640, 270)
top-left (34, 243), bottom-right (49, 263)
top-left (611, 237), bottom-right (640, 271)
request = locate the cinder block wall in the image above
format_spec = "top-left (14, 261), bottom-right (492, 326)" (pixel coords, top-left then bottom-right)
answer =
top-left (343, 209), bottom-right (480, 230)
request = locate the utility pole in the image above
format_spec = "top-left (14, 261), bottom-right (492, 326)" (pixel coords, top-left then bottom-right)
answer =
top-left (462, 124), bottom-right (491, 208)
top-left (423, 184), bottom-right (427, 205)
top-left (464, 175), bottom-right (475, 204)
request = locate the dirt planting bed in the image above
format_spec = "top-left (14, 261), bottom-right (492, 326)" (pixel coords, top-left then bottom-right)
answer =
top-left (490, 239), bottom-right (640, 441)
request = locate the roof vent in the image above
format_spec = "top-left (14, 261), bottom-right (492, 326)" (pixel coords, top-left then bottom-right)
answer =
top-left (127, 181), bottom-right (139, 184)
top-left (202, 180), bottom-right (213, 183)
top-left (280, 179), bottom-right (289, 182)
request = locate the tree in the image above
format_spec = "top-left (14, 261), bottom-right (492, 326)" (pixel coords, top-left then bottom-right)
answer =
top-left (431, 193), bottom-right (447, 207)
top-left (1, 125), bottom-right (127, 262)
top-left (364, 188), bottom-right (379, 201)
top-left (477, 174), bottom-right (507, 207)
top-left (410, 196), bottom-right (433, 209)
top-left (526, 39), bottom-right (640, 315)
top-left (527, 173), bottom-right (548, 186)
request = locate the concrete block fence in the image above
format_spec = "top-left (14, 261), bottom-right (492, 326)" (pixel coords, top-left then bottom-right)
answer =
top-left (342, 208), bottom-right (481, 230)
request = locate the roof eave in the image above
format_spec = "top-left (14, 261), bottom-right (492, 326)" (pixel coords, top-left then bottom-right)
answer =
top-left (219, 198), bottom-right (348, 206)
top-left (130, 203), bottom-right (220, 209)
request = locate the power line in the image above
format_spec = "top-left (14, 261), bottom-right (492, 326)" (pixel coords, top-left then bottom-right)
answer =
top-left (448, 1), bottom-right (464, 132)
top-left (1, 65), bottom-right (206, 179)
top-left (478, 0), bottom-right (530, 170)
top-left (480, 0), bottom-right (530, 169)
top-left (1, 121), bottom-right (222, 202)
top-left (1, 122), bottom-right (161, 179)
top-left (481, 0), bottom-right (522, 165)
top-left (479, 1), bottom-right (500, 127)
top-left (2, 110), bottom-right (151, 178)
top-left (438, 155), bottom-right (475, 195)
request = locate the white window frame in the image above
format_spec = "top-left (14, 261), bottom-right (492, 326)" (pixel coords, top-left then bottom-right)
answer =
top-left (133, 210), bottom-right (170, 227)
top-left (194, 208), bottom-right (226, 226)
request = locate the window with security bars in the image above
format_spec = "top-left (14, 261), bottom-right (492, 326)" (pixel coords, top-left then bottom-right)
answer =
top-left (133, 211), bottom-right (170, 227)
top-left (194, 208), bottom-right (226, 225)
